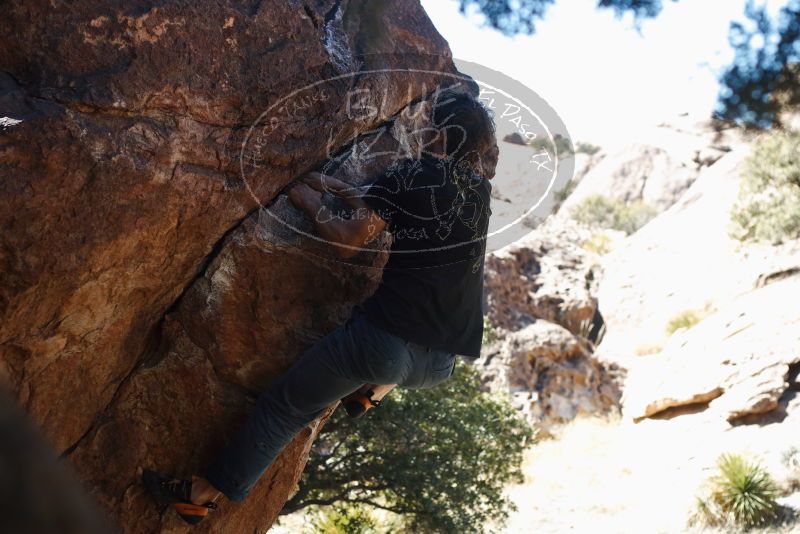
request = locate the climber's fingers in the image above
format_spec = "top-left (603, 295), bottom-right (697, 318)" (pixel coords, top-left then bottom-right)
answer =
top-left (301, 172), bottom-right (352, 195)
top-left (287, 182), bottom-right (319, 209)
top-left (300, 172), bottom-right (326, 191)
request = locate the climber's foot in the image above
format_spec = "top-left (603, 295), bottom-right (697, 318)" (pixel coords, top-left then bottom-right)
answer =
top-left (142, 469), bottom-right (218, 525)
top-left (341, 387), bottom-right (381, 419)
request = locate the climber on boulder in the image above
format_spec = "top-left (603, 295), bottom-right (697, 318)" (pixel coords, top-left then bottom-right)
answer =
top-left (143, 89), bottom-right (496, 525)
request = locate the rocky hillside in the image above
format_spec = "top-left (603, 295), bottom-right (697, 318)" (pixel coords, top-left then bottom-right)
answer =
top-left (594, 136), bottom-right (800, 427)
top-left (561, 117), bottom-right (750, 214)
top-left (479, 118), bottom-right (798, 434)
top-left (480, 119), bottom-right (800, 532)
top-left (0, 1), bottom-right (474, 532)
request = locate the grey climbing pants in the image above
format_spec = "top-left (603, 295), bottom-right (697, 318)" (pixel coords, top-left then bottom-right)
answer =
top-left (204, 305), bottom-right (457, 502)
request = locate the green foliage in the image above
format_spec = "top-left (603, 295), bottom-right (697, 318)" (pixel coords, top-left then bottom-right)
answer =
top-left (691, 453), bottom-right (780, 529)
top-left (665, 310), bottom-right (702, 335)
top-left (575, 142), bottom-right (601, 155)
top-left (718, 1), bottom-right (800, 127)
top-left (482, 315), bottom-right (500, 345)
top-left (569, 194), bottom-right (656, 235)
top-left (553, 180), bottom-right (577, 207)
top-left (457, 0), bottom-right (669, 35)
top-left (457, 0), bottom-right (556, 35)
top-left (284, 363), bottom-right (537, 534)
top-left (527, 134), bottom-right (574, 160)
top-left (730, 130), bottom-right (800, 244)
top-left (582, 232), bottom-right (613, 255)
top-left (309, 504), bottom-right (380, 534)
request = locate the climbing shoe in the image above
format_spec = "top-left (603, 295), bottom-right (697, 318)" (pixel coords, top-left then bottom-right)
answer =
top-left (142, 469), bottom-right (218, 525)
top-left (341, 387), bottom-right (381, 419)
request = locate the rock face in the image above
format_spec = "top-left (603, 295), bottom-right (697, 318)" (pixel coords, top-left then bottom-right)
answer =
top-left (560, 118), bottom-right (746, 214)
top-left (596, 146), bottom-right (800, 366)
top-left (621, 276), bottom-right (800, 423)
top-left (478, 218), bottom-right (622, 433)
top-left (484, 217), bottom-right (603, 339)
top-left (0, 1), bottom-right (467, 531)
top-left (479, 321), bottom-right (621, 434)
top-left (592, 130), bottom-right (800, 427)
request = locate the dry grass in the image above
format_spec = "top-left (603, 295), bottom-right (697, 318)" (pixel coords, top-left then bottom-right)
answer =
top-left (491, 406), bottom-right (800, 534)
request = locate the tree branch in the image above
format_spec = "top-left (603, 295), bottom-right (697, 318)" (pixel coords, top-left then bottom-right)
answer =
top-left (280, 482), bottom-right (396, 515)
top-left (343, 496), bottom-right (416, 516)
top-left (320, 449), bottom-right (370, 474)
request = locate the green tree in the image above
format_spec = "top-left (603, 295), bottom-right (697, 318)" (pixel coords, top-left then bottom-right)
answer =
top-left (281, 362), bottom-right (537, 534)
top-left (575, 141), bottom-right (602, 156)
top-left (730, 129), bottom-right (800, 243)
top-left (455, 0), bottom-right (800, 127)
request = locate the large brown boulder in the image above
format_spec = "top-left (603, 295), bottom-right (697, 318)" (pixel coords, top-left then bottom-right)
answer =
top-left (0, 1), bottom-right (467, 531)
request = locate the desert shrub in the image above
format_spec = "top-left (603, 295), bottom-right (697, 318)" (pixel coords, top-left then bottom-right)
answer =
top-left (665, 310), bottom-right (702, 335)
top-left (575, 141), bottom-right (601, 155)
top-left (569, 194), bottom-right (656, 235)
top-left (691, 453), bottom-right (780, 529)
top-left (528, 134), bottom-right (574, 159)
top-left (553, 180), bottom-right (577, 208)
top-left (730, 130), bottom-right (800, 243)
top-left (582, 232), bottom-right (613, 255)
top-left (309, 504), bottom-right (380, 534)
top-left (782, 446), bottom-right (800, 472)
top-left (482, 315), bottom-right (500, 345)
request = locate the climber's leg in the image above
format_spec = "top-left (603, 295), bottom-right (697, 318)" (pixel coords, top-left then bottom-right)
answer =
top-left (397, 342), bottom-right (457, 390)
top-left (203, 306), bottom-right (413, 502)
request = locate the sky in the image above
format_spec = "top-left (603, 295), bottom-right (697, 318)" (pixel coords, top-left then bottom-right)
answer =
top-left (420, 0), bottom-right (757, 145)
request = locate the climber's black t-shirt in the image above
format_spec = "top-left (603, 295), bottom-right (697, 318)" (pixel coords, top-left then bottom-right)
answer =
top-left (359, 154), bottom-right (492, 359)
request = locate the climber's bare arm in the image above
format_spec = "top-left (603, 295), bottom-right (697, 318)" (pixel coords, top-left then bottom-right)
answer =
top-left (289, 176), bottom-right (398, 395)
top-left (287, 174), bottom-right (386, 259)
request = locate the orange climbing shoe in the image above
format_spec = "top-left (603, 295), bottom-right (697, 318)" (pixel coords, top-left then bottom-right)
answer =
top-left (341, 387), bottom-right (381, 419)
top-left (142, 469), bottom-right (218, 525)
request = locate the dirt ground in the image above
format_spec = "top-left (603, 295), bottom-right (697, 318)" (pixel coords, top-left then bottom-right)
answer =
top-left (495, 395), bottom-right (800, 534)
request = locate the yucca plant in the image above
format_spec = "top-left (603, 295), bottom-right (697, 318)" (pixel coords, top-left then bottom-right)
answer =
top-left (691, 453), bottom-right (779, 529)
